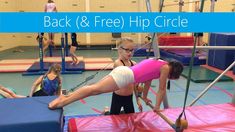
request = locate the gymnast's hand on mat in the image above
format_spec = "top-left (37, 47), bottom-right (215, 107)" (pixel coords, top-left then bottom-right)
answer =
top-left (48, 94), bottom-right (65, 109)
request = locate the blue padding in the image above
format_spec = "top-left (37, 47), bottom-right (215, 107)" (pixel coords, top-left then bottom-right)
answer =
top-left (160, 50), bottom-right (206, 65)
top-left (133, 48), bottom-right (154, 57)
top-left (0, 96), bottom-right (64, 132)
top-left (208, 33), bottom-right (235, 70)
top-left (64, 62), bottom-right (85, 71)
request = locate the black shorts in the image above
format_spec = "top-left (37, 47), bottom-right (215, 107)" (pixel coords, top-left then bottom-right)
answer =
top-left (110, 92), bottom-right (134, 115)
top-left (194, 33), bottom-right (203, 37)
top-left (71, 41), bottom-right (79, 47)
top-left (32, 89), bottom-right (48, 97)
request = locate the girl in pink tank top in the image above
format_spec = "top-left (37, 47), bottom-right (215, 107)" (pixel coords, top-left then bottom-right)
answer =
top-left (131, 59), bottom-right (167, 83)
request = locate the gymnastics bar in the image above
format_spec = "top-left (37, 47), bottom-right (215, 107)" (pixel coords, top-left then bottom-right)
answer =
top-left (65, 33), bottom-right (69, 57)
top-left (139, 96), bottom-right (181, 131)
top-left (38, 33), bottom-right (44, 73)
top-left (111, 46), bottom-right (235, 51)
top-left (190, 61), bottom-right (235, 106)
top-left (158, 46), bottom-right (235, 50)
top-left (48, 33), bottom-right (69, 57)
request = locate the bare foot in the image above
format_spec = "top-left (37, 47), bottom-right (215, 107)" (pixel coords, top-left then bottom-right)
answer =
top-left (48, 95), bottom-right (66, 109)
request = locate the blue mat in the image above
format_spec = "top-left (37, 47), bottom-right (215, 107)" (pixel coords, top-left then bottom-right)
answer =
top-left (133, 48), bottom-right (154, 57)
top-left (160, 49), bottom-right (206, 65)
top-left (26, 62), bottom-right (85, 71)
top-left (0, 96), bottom-right (64, 132)
top-left (182, 66), bottom-right (233, 83)
top-left (208, 33), bottom-right (235, 70)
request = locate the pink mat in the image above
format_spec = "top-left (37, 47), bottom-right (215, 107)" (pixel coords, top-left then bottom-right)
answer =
top-left (68, 103), bottom-right (235, 132)
top-left (0, 57), bottom-right (113, 72)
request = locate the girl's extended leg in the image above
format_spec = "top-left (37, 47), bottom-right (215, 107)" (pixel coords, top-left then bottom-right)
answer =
top-left (48, 33), bottom-right (55, 46)
top-left (0, 86), bottom-right (26, 98)
top-left (49, 75), bottom-right (119, 109)
top-left (0, 89), bottom-right (13, 98)
top-left (43, 40), bottom-right (49, 55)
top-left (0, 86), bottom-right (16, 98)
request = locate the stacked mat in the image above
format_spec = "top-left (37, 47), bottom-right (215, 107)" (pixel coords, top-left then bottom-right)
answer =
top-left (159, 36), bottom-right (194, 47)
top-left (0, 96), bottom-right (64, 132)
top-left (158, 36), bottom-right (206, 65)
top-left (208, 33), bottom-right (235, 70)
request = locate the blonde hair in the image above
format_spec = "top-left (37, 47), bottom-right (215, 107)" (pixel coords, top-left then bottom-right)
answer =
top-left (117, 37), bottom-right (134, 48)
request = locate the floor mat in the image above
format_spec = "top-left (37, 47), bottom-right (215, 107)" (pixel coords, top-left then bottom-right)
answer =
top-left (182, 66), bottom-right (233, 83)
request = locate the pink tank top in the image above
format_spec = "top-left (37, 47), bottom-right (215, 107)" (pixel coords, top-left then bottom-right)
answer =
top-left (130, 59), bottom-right (167, 83)
top-left (45, 3), bottom-right (56, 12)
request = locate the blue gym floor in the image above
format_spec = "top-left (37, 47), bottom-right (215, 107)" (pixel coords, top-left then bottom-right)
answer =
top-left (0, 46), bottom-right (234, 116)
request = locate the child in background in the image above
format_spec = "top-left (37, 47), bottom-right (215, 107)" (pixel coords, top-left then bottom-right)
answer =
top-left (44, 0), bottom-right (57, 47)
top-left (29, 64), bottom-right (62, 97)
top-left (1, 64), bottom-right (62, 98)
top-left (36, 33), bottom-right (49, 55)
top-left (70, 33), bottom-right (79, 65)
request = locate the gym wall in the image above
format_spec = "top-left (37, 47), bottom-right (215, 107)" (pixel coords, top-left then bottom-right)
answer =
top-left (0, 0), bottom-right (234, 51)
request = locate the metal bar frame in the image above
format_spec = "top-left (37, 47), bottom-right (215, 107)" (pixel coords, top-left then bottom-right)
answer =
top-left (157, 46), bottom-right (235, 50)
top-left (190, 61), bottom-right (235, 106)
top-left (163, 0), bottom-right (204, 7)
